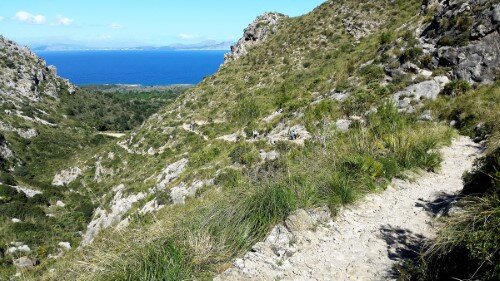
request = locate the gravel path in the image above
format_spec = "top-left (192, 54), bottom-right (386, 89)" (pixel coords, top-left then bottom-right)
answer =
top-left (216, 136), bottom-right (482, 281)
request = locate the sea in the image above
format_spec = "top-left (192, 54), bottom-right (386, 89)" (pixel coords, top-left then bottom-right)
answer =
top-left (35, 50), bottom-right (227, 86)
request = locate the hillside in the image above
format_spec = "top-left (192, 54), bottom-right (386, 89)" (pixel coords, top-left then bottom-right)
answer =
top-left (0, 37), bottom-right (183, 278)
top-left (1, 0), bottom-right (499, 280)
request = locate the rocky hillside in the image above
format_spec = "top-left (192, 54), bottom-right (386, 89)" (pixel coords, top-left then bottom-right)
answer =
top-left (0, 36), bottom-right (75, 102)
top-left (0, 36), bottom-right (76, 171)
top-left (3, 0), bottom-right (498, 280)
top-left (224, 12), bottom-right (287, 63)
top-left (0, 37), bottom-right (183, 278)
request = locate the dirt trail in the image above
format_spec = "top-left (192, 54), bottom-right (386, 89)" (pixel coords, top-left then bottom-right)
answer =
top-left (216, 136), bottom-right (482, 281)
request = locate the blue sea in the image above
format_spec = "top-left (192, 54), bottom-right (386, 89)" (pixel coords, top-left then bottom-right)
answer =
top-left (36, 50), bottom-right (227, 86)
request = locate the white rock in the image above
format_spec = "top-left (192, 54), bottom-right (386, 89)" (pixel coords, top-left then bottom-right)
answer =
top-left (81, 184), bottom-right (146, 245)
top-left (392, 77), bottom-right (449, 111)
top-left (58, 242), bottom-right (71, 250)
top-left (52, 167), bottom-right (82, 186)
top-left (11, 185), bottom-right (41, 198)
top-left (170, 180), bottom-right (209, 205)
top-left (154, 159), bottom-right (189, 191)
top-left (139, 199), bottom-right (165, 214)
top-left (6, 247), bottom-right (18, 254)
top-left (18, 245), bottom-right (31, 252)
top-left (11, 218), bottom-right (21, 223)
top-left (335, 119), bottom-right (352, 132)
top-left (56, 200), bottom-right (66, 207)
top-left (419, 69), bottom-right (433, 77)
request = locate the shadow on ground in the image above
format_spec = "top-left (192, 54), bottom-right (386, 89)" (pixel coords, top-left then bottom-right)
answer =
top-left (379, 225), bottom-right (428, 278)
top-left (415, 192), bottom-right (458, 217)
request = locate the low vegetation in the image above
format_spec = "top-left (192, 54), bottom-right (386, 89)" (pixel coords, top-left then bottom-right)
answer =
top-left (38, 104), bottom-right (454, 280)
top-left (397, 83), bottom-right (500, 281)
top-left (64, 86), bottom-right (186, 131)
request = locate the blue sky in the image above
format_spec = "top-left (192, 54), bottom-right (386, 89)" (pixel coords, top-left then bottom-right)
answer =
top-left (0, 0), bottom-right (325, 48)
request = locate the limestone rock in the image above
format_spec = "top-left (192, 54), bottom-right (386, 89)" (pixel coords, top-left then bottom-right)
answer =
top-left (392, 76), bottom-right (450, 112)
top-left (335, 119), bottom-right (352, 132)
top-left (154, 158), bottom-right (188, 191)
top-left (0, 36), bottom-right (75, 103)
top-left (170, 179), bottom-right (211, 205)
top-left (81, 184), bottom-right (146, 245)
top-left (0, 121), bottom-right (38, 139)
top-left (52, 167), bottom-right (82, 186)
top-left (56, 200), bottom-right (66, 207)
top-left (13, 256), bottom-right (39, 269)
top-left (420, 0), bottom-right (500, 84)
top-left (58, 242), bottom-right (71, 250)
top-left (268, 124), bottom-right (311, 145)
top-left (224, 13), bottom-right (287, 63)
top-left (139, 199), bottom-right (165, 214)
top-left (259, 150), bottom-right (280, 161)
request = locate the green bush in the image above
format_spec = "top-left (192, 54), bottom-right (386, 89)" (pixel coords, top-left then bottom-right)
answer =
top-left (0, 172), bottom-right (16, 186)
top-left (379, 31), bottom-right (394, 46)
top-left (399, 47), bottom-right (423, 63)
top-left (442, 80), bottom-right (471, 97)
top-left (359, 65), bottom-right (385, 82)
top-left (229, 144), bottom-right (260, 166)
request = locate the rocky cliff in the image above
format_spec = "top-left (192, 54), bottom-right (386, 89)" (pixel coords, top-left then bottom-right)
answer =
top-left (420, 0), bottom-right (499, 83)
top-left (0, 36), bottom-right (75, 102)
top-left (224, 12), bottom-right (287, 63)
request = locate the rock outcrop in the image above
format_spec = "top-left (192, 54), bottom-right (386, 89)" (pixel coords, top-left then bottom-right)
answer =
top-left (52, 167), bottom-right (82, 186)
top-left (392, 76), bottom-right (450, 112)
top-left (81, 184), bottom-right (146, 245)
top-left (420, 0), bottom-right (500, 83)
top-left (0, 36), bottom-right (75, 102)
top-left (224, 13), bottom-right (287, 63)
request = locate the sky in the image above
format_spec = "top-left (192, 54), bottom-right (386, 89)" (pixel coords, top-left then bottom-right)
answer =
top-left (0, 0), bottom-right (325, 48)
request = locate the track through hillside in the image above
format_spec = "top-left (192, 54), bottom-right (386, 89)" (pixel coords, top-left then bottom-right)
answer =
top-left (216, 136), bottom-right (482, 281)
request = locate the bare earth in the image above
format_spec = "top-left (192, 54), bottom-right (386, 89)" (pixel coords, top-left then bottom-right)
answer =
top-left (216, 137), bottom-right (482, 281)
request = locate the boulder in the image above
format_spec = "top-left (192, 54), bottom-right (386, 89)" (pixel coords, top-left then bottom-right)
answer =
top-left (335, 119), bottom-right (352, 132)
top-left (392, 76), bottom-right (449, 111)
top-left (13, 256), bottom-right (39, 269)
top-left (58, 242), bottom-right (71, 250)
top-left (52, 167), bottom-right (82, 186)
top-left (421, 0), bottom-right (500, 84)
top-left (285, 209), bottom-right (317, 232)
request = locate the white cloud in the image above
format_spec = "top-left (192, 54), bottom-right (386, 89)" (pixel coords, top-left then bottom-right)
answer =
top-left (55, 15), bottom-right (73, 26)
top-left (0, 16), bottom-right (4, 21)
top-left (179, 33), bottom-right (198, 40)
top-left (15, 11), bottom-right (46, 24)
top-left (109, 23), bottom-right (123, 29)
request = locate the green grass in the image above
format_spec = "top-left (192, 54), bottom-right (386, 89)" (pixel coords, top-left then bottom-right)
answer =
top-left (397, 83), bottom-right (500, 281)
top-left (36, 103), bottom-right (454, 280)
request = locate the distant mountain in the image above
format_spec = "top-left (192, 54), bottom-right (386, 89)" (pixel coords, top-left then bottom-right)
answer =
top-left (31, 40), bottom-right (233, 51)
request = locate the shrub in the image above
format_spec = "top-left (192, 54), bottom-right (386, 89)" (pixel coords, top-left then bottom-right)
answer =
top-left (379, 31), bottom-right (394, 46)
top-left (0, 172), bottom-right (16, 186)
top-left (359, 65), bottom-right (385, 82)
top-left (442, 80), bottom-right (471, 97)
top-left (229, 144), bottom-right (260, 166)
top-left (419, 54), bottom-right (434, 68)
top-left (399, 47), bottom-right (423, 63)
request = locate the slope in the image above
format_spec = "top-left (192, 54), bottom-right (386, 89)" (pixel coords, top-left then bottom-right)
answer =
top-left (17, 0), bottom-right (499, 279)
top-left (216, 137), bottom-right (482, 280)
